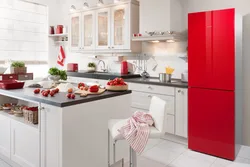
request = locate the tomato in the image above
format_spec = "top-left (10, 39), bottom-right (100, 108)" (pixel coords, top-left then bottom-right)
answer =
top-left (78, 83), bottom-right (85, 89)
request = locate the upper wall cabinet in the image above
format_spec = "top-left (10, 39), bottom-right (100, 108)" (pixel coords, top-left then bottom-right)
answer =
top-left (70, 0), bottom-right (141, 54)
top-left (140, 0), bottom-right (184, 35)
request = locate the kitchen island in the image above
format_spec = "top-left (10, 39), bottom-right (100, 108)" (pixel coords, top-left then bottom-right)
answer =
top-left (0, 88), bottom-right (132, 167)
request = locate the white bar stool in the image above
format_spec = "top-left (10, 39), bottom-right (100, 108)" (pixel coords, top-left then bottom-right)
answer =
top-left (108, 96), bottom-right (167, 167)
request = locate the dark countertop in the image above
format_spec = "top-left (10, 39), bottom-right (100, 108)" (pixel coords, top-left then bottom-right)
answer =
top-left (0, 88), bottom-right (132, 107)
top-left (125, 77), bottom-right (188, 88)
top-left (67, 71), bottom-right (141, 80)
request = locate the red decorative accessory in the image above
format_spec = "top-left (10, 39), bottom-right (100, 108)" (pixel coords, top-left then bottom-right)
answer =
top-left (57, 46), bottom-right (66, 66)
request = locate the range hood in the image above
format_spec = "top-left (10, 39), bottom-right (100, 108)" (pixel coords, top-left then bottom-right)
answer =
top-left (132, 31), bottom-right (187, 43)
top-left (135, 0), bottom-right (187, 43)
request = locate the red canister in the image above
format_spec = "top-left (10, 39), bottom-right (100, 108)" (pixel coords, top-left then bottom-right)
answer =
top-left (121, 61), bottom-right (128, 74)
top-left (56, 25), bottom-right (63, 34)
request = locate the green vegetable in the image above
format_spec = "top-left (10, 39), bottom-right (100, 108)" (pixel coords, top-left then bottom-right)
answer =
top-left (88, 62), bottom-right (96, 68)
top-left (11, 61), bottom-right (25, 68)
top-left (48, 67), bottom-right (67, 81)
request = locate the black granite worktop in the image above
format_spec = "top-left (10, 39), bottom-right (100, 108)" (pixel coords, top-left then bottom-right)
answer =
top-left (125, 77), bottom-right (188, 88)
top-left (67, 71), bottom-right (141, 80)
top-left (0, 88), bottom-right (132, 107)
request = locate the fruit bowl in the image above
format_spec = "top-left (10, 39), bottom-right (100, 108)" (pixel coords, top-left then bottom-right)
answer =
top-left (106, 85), bottom-right (128, 91)
top-left (106, 78), bottom-right (128, 91)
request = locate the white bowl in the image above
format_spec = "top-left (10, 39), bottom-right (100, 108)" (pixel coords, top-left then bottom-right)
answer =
top-left (0, 67), bottom-right (7, 74)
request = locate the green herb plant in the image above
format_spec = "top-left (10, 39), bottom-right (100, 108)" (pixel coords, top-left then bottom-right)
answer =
top-left (48, 67), bottom-right (67, 81)
top-left (88, 62), bottom-right (96, 68)
top-left (11, 61), bottom-right (25, 68)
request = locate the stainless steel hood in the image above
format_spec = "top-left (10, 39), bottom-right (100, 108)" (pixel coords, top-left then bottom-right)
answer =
top-left (132, 31), bottom-right (187, 43)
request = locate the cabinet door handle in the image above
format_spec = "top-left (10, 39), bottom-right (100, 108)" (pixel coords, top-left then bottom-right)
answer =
top-left (178, 90), bottom-right (181, 93)
top-left (40, 107), bottom-right (45, 110)
top-left (148, 95), bottom-right (152, 98)
top-left (9, 76), bottom-right (13, 79)
top-left (147, 86), bottom-right (152, 89)
top-left (112, 46), bottom-right (114, 49)
top-left (108, 47), bottom-right (111, 49)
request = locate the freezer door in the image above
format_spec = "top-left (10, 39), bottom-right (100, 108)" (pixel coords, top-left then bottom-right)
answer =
top-left (188, 88), bottom-right (235, 160)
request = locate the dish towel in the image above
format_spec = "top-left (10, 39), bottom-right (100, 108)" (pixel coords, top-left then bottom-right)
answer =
top-left (57, 46), bottom-right (66, 66)
top-left (118, 111), bottom-right (154, 154)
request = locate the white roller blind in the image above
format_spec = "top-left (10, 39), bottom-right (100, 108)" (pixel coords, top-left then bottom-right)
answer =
top-left (0, 0), bottom-right (48, 64)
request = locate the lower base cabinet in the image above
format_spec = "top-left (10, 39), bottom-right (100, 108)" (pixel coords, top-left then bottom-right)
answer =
top-left (11, 121), bottom-right (39, 167)
top-left (0, 115), bottom-right (11, 159)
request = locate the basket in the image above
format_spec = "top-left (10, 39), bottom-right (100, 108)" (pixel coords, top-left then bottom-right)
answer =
top-left (23, 109), bottom-right (38, 124)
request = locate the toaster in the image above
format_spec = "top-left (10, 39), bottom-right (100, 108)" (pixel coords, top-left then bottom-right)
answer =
top-left (67, 63), bottom-right (78, 72)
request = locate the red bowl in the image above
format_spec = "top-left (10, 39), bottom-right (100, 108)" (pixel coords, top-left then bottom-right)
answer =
top-left (0, 80), bottom-right (25, 90)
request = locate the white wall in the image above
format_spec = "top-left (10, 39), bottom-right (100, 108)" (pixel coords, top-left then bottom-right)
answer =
top-left (185, 0), bottom-right (250, 147)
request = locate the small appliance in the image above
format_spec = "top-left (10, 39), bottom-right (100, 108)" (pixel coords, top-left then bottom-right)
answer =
top-left (67, 63), bottom-right (78, 72)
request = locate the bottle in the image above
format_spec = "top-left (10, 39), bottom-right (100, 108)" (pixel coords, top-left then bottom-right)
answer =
top-left (121, 61), bottom-right (128, 74)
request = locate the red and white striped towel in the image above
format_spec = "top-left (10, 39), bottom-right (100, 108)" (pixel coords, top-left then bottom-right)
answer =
top-left (118, 111), bottom-right (154, 154)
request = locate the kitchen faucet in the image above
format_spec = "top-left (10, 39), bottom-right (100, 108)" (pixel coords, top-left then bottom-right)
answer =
top-left (97, 60), bottom-right (107, 72)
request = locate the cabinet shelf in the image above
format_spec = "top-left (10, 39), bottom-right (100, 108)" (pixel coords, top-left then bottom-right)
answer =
top-left (49, 34), bottom-right (68, 37)
top-left (0, 110), bottom-right (38, 129)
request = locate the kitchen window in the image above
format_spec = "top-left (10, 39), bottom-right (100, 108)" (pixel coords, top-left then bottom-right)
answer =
top-left (0, 0), bottom-right (48, 77)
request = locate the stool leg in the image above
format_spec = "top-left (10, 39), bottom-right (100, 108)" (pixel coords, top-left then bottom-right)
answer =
top-left (113, 141), bottom-right (116, 163)
top-left (129, 147), bottom-right (137, 167)
top-left (108, 130), bottom-right (110, 167)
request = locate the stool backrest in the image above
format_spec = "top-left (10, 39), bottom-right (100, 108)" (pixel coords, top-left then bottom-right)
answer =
top-left (148, 96), bottom-right (166, 133)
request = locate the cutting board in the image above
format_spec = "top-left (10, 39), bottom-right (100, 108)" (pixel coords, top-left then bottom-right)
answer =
top-left (75, 88), bottom-right (106, 97)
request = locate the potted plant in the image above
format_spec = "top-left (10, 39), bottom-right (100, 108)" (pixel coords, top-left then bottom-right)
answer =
top-left (11, 61), bottom-right (27, 74)
top-left (48, 67), bottom-right (67, 83)
top-left (87, 62), bottom-right (96, 72)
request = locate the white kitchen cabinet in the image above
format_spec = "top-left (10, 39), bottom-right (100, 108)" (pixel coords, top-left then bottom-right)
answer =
top-left (131, 91), bottom-right (175, 115)
top-left (11, 121), bottom-right (39, 167)
top-left (82, 11), bottom-right (95, 50)
top-left (140, 0), bottom-right (183, 34)
top-left (165, 114), bottom-right (175, 134)
top-left (70, 0), bottom-right (141, 53)
top-left (96, 8), bottom-right (111, 50)
top-left (70, 13), bottom-right (81, 51)
top-left (175, 88), bottom-right (188, 138)
top-left (110, 5), bottom-right (130, 50)
top-left (0, 115), bottom-right (11, 159)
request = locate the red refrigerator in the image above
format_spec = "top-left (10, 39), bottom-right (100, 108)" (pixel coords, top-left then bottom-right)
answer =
top-left (188, 8), bottom-right (242, 160)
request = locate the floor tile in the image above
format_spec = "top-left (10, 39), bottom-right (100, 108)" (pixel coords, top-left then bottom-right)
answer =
top-left (210, 158), bottom-right (233, 167)
top-left (168, 153), bottom-right (214, 167)
top-left (228, 157), bottom-right (250, 167)
top-left (137, 156), bottom-right (167, 167)
top-left (143, 139), bottom-right (164, 153)
top-left (0, 159), bottom-right (11, 167)
top-left (238, 146), bottom-right (250, 160)
top-left (182, 150), bottom-right (217, 163)
top-left (142, 146), bottom-right (181, 165)
top-left (157, 140), bottom-right (188, 154)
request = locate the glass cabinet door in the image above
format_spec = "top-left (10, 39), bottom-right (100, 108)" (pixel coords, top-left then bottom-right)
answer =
top-left (82, 11), bottom-right (95, 50)
top-left (96, 8), bottom-right (110, 49)
top-left (111, 5), bottom-right (129, 50)
top-left (70, 13), bottom-right (81, 51)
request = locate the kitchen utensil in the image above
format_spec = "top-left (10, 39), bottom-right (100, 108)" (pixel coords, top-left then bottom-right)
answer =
top-left (49, 26), bottom-right (55, 34)
top-left (159, 73), bottom-right (167, 82)
top-left (0, 80), bottom-right (25, 89)
top-left (140, 55), bottom-right (150, 78)
top-left (56, 25), bottom-right (63, 34)
top-left (67, 63), bottom-right (78, 72)
top-left (181, 70), bottom-right (188, 83)
top-left (106, 85), bottom-right (128, 92)
top-left (121, 61), bottom-right (128, 74)
top-left (75, 88), bottom-right (106, 97)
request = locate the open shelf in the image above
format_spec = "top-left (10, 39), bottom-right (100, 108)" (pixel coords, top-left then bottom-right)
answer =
top-left (49, 33), bottom-right (68, 37)
top-left (0, 110), bottom-right (38, 129)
